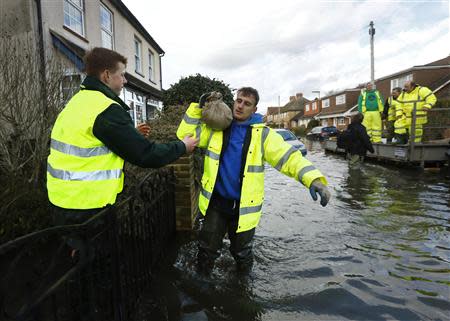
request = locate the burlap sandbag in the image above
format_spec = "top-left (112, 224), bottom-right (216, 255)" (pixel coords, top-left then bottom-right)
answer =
top-left (202, 92), bottom-right (233, 130)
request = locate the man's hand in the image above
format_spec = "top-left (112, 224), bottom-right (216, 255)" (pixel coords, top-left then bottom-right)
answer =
top-left (309, 179), bottom-right (331, 207)
top-left (182, 135), bottom-right (199, 153)
top-left (136, 123), bottom-right (150, 137)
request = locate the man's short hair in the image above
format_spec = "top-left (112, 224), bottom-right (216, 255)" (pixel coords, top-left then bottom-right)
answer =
top-left (393, 87), bottom-right (402, 93)
top-left (84, 47), bottom-right (127, 78)
top-left (237, 87), bottom-right (259, 106)
top-left (352, 112), bottom-right (364, 124)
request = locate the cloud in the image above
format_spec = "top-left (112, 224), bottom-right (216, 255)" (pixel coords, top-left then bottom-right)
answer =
top-left (122, 0), bottom-right (449, 114)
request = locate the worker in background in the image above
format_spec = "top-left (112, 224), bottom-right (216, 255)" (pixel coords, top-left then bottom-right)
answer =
top-left (396, 81), bottom-right (437, 143)
top-left (358, 82), bottom-right (384, 143)
top-left (47, 47), bottom-right (198, 255)
top-left (382, 87), bottom-right (402, 143)
top-left (345, 113), bottom-right (374, 166)
top-left (177, 87), bottom-right (330, 275)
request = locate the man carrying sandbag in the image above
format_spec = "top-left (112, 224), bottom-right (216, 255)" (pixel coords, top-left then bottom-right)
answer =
top-left (177, 87), bottom-right (330, 275)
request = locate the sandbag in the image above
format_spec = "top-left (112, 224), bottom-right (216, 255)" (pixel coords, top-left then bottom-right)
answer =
top-left (201, 92), bottom-right (232, 130)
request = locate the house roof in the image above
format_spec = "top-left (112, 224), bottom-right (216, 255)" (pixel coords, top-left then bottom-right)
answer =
top-left (281, 96), bottom-right (309, 112)
top-left (109, 0), bottom-right (165, 54)
top-left (291, 110), bottom-right (304, 121)
top-left (375, 56), bottom-right (450, 82)
top-left (266, 107), bottom-right (281, 115)
top-left (318, 104), bottom-right (352, 116)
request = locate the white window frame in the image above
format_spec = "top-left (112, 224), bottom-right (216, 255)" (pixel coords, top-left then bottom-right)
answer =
top-left (305, 104), bottom-right (310, 112)
top-left (336, 94), bottom-right (346, 105)
top-left (63, 0), bottom-right (85, 36)
top-left (134, 37), bottom-right (142, 74)
top-left (322, 98), bottom-right (330, 108)
top-left (312, 102), bottom-right (317, 110)
top-left (100, 4), bottom-right (114, 49)
top-left (148, 50), bottom-right (155, 82)
top-left (390, 74), bottom-right (413, 91)
top-left (338, 118), bottom-right (346, 125)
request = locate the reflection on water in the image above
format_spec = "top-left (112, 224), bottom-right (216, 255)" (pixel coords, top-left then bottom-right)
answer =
top-left (138, 142), bottom-right (450, 321)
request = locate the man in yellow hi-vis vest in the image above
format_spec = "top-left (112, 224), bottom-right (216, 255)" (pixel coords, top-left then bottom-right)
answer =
top-left (382, 87), bottom-right (402, 143)
top-left (47, 47), bottom-right (198, 231)
top-left (396, 81), bottom-right (437, 143)
top-left (358, 82), bottom-right (384, 143)
top-left (177, 87), bottom-right (330, 275)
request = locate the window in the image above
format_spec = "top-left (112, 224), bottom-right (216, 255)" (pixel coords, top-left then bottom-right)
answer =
top-left (148, 50), bottom-right (154, 82)
top-left (100, 4), bottom-right (113, 49)
top-left (391, 74), bottom-right (413, 90)
top-left (322, 99), bottom-right (330, 108)
top-left (338, 118), bottom-right (346, 125)
top-left (134, 37), bottom-right (142, 73)
top-left (305, 104), bottom-right (310, 112)
top-left (64, 0), bottom-right (84, 35)
top-left (312, 102), bottom-right (317, 110)
top-left (336, 94), bottom-right (346, 105)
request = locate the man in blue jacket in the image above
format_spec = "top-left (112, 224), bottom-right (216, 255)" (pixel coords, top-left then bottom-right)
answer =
top-left (178, 87), bottom-right (330, 275)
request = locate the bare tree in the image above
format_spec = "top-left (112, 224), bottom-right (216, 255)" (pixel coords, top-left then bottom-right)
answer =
top-left (0, 35), bottom-right (71, 240)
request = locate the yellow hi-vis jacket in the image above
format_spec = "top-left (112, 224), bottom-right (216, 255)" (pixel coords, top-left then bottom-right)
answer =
top-left (387, 96), bottom-right (398, 122)
top-left (177, 103), bottom-right (327, 233)
top-left (396, 86), bottom-right (436, 126)
top-left (47, 89), bottom-right (125, 209)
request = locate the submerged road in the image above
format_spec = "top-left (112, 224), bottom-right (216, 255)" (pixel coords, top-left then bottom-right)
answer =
top-left (138, 141), bottom-right (450, 321)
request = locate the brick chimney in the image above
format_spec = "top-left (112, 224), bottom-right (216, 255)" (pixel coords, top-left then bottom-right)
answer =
top-left (289, 96), bottom-right (296, 101)
top-left (296, 93), bottom-right (303, 99)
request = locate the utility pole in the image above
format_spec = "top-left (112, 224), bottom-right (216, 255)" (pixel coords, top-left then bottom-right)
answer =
top-left (278, 95), bottom-right (281, 128)
top-left (369, 21), bottom-right (375, 85)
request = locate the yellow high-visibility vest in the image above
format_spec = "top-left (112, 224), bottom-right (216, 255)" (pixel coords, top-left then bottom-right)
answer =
top-left (397, 86), bottom-right (436, 126)
top-left (177, 103), bottom-right (326, 233)
top-left (47, 89), bottom-right (125, 209)
top-left (387, 97), bottom-right (398, 121)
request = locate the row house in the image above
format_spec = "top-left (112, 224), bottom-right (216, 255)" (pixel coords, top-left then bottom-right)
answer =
top-left (264, 93), bottom-right (308, 128)
top-left (301, 98), bottom-right (321, 127)
top-left (315, 89), bottom-right (361, 130)
top-left (2, 0), bottom-right (164, 125)
top-left (265, 107), bottom-right (282, 126)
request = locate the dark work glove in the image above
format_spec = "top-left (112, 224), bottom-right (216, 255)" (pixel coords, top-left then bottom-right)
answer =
top-left (199, 92), bottom-right (213, 108)
top-left (309, 179), bottom-right (331, 207)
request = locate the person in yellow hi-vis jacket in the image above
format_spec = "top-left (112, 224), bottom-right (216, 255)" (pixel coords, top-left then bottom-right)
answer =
top-left (47, 48), bottom-right (198, 259)
top-left (177, 87), bottom-right (330, 275)
top-left (382, 87), bottom-right (402, 143)
top-left (358, 82), bottom-right (384, 143)
top-left (396, 81), bottom-right (437, 143)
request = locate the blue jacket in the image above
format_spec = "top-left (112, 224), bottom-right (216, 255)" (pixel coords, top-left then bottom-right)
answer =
top-left (215, 113), bottom-right (264, 200)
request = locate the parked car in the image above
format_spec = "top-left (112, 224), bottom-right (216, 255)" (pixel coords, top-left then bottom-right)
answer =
top-left (274, 129), bottom-right (307, 156)
top-left (306, 126), bottom-right (339, 141)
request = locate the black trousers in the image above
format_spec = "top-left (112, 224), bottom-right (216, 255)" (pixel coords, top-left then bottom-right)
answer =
top-left (197, 193), bottom-right (255, 274)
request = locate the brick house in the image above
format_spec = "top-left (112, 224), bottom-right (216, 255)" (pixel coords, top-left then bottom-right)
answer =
top-left (264, 93), bottom-right (308, 128)
top-left (314, 89), bottom-right (361, 130)
top-left (1, 0), bottom-right (165, 125)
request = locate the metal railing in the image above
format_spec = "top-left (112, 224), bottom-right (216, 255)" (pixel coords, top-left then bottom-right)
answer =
top-left (0, 167), bottom-right (176, 321)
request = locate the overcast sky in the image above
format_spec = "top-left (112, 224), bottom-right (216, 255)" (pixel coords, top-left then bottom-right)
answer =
top-left (122, 0), bottom-right (449, 114)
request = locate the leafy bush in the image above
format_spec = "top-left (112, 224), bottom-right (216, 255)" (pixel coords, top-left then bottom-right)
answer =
top-left (293, 125), bottom-right (307, 137)
top-left (162, 74), bottom-right (234, 110)
top-left (307, 119), bottom-right (320, 131)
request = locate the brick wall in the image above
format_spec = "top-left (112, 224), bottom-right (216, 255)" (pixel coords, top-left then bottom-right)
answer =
top-left (169, 155), bottom-right (199, 231)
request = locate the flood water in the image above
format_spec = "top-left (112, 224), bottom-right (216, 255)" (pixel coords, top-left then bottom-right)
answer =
top-left (138, 142), bottom-right (450, 321)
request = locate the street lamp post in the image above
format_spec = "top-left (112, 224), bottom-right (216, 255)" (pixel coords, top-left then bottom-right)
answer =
top-left (312, 90), bottom-right (320, 99)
